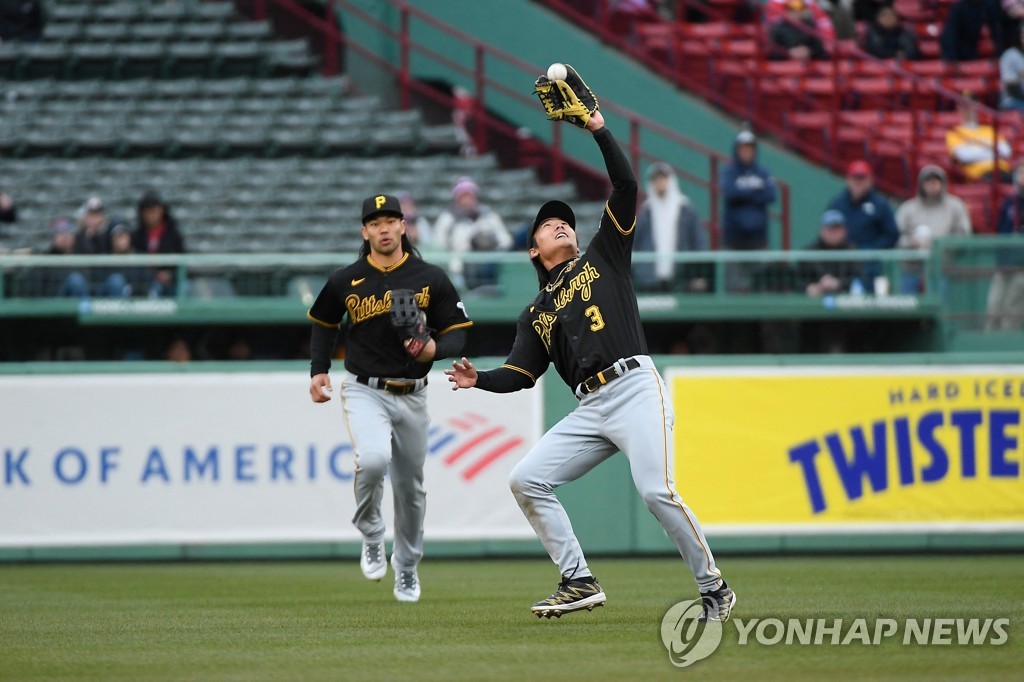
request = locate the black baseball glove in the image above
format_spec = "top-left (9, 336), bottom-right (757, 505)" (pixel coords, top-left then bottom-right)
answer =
top-left (390, 288), bottom-right (432, 358)
top-left (533, 64), bottom-right (599, 129)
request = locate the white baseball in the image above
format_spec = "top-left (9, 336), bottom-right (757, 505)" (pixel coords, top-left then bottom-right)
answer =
top-left (547, 63), bottom-right (567, 81)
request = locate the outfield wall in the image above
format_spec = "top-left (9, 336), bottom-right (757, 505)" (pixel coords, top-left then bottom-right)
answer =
top-left (1, 355), bottom-right (1022, 561)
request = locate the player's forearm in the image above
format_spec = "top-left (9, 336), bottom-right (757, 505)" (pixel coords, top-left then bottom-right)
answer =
top-left (431, 328), bottom-right (466, 361)
top-left (593, 127), bottom-right (637, 219)
top-left (474, 367), bottom-right (534, 393)
top-left (309, 323), bottom-right (340, 377)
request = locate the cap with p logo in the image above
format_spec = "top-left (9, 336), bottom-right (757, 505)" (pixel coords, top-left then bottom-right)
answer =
top-left (362, 194), bottom-right (404, 223)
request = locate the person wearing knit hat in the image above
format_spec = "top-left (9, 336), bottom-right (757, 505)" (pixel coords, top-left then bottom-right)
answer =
top-left (432, 176), bottom-right (512, 291)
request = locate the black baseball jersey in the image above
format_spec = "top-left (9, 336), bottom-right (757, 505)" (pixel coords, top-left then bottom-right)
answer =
top-left (308, 252), bottom-right (472, 379)
top-left (476, 127), bottom-right (645, 394)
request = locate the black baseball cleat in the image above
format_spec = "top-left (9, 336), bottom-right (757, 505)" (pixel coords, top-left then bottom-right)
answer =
top-left (698, 582), bottom-right (737, 623)
top-left (530, 576), bottom-right (607, 618)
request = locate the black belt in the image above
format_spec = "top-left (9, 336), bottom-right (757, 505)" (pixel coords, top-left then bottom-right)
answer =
top-left (577, 358), bottom-right (641, 397)
top-left (356, 376), bottom-right (427, 395)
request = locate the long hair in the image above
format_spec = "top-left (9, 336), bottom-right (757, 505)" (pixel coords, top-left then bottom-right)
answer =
top-left (359, 233), bottom-right (420, 260)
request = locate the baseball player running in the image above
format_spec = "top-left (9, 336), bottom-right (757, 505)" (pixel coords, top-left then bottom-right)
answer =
top-left (445, 66), bottom-right (734, 620)
top-left (309, 194), bottom-right (472, 603)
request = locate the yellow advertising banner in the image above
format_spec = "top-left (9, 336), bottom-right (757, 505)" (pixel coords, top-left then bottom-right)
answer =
top-left (671, 368), bottom-right (1024, 529)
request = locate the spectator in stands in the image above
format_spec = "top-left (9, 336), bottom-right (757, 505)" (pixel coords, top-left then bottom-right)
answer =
top-left (634, 162), bottom-right (709, 292)
top-left (986, 162), bottom-right (1024, 330)
top-left (767, 0), bottom-right (832, 61)
top-left (0, 0), bottom-right (44, 43)
top-left (108, 220), bottom-right (148, 297)
top-left (896, 166), bottom-right (973, 247)
top-left (71, 196), bottom-right (132, 297)
top-left (863, 7), bottom-right (922, 60)
top-left (946, 96), bottom-right (1013, 182)
top-left (720, 128), bottom-right (777, 292)
top-left (41, 217), bottom-right (89, 298)
top-left (132, 191), bottom-right (186, 297)
top-left (852, 0), bottom-right (892, 23)
top-left (721, 129), bottom-right (777, 251)
top-left (433, 176), bottom-right (512, 292)
top-left (74, 196), bottom-right (111, 255)
top-left (827, 160), bottom-right (899, 251)
top-left (801, 209), bottom-right (859, 296)
top-left (396, 191), bottom-right (433, 249)
top-left (896, 166), bottom-right (972, 293)
top-left (1000, 23), bottom-right (1024, 110)
top-left (940, 0), bottom-right (1002, 62)
top-left (0, 188), bottom-right (16, 224)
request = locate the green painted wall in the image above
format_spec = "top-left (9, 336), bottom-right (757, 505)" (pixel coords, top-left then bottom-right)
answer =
top-left (342, 0), bottom-right (852, 248)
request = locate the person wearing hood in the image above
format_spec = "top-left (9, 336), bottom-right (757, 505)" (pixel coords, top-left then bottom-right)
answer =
top-left (132, 190), bottom-right (186, 297)
top-left (720, 130), bottom-right (778, 251)
top-left (896, 166), bottom-right (972, 249)
top-left (720, 129), bottom-right (778, 291)
top-left (896, 166), bottom-right (972, 294)
top-left (987, 163), bottom-right (1024, 330)
top-left (432, 176), bottom-right (512, 291)
top-left (634, 162), bottom-right (709, 292)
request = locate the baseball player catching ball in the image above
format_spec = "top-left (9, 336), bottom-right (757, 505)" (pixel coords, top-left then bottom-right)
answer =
top-left (445, 65), bottom-right (735, 620)
top-left (309, 194), bottom-right (472, 602)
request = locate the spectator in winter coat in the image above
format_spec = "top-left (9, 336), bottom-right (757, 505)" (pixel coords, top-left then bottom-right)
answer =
top-left (863, 7), bottom-right (922, 60)
top-left (768, 0), bottom-right (831, 60)
top-left (634, 162), bottom-right (709, 292)
top-left (940, 0), bottom-right (1002, 62)
top-left (896, 165), bottom-right (972, 293)
top-left (987, 162), bottom-right (1024, 330)
top-left (132, 190), bottom-right (186, 297)
top-left (720, 129), bottom-right (778, 250)
top-left (801, 209), bottom-right (860, 297)
top-left (896, 166), bottom-right (972, 248)
top-left (946, 97), bottom-right (1013, 182)
top-left (432, 176), bottom-right (512, 291)
top-left (1000, 23), bottom-right (1024, 110)
top-left (73, 196), bottom-right (112, 255)
top-left (828, 160), bottom-right (899, 251)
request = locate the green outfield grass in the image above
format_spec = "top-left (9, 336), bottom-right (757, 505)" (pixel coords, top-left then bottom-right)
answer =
top-left (1, 555), bottom-right (1021, 681)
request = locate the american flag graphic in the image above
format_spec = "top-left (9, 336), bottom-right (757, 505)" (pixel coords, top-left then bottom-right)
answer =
top-left (428, 412), bottom-right (525, 481)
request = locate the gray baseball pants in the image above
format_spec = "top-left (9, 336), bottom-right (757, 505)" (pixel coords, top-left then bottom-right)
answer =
top-left (340, 373), bottom-right (428, 570)
top-left (508, 355), bottom-right (723, 593)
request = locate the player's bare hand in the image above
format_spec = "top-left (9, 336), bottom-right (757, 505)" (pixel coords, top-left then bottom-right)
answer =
top-left (444, 357), bottom-right (477, 390)
top-left (585, 110), bottom-right (605, 132)
top-left (310, 373), bottom-right (332, 403)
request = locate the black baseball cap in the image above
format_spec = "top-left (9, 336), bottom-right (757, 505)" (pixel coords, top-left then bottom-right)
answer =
top-left (529, 200), bottom-right (575, 243)
top-left (361, 194), bottom-right (403, 223)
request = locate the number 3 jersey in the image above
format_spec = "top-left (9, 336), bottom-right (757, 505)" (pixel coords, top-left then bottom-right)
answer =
top-left (478, 127), bottom-right (648, 394)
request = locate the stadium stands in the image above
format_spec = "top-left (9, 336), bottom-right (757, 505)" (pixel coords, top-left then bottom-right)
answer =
top-left (1, 0), bottom-right (604, 257)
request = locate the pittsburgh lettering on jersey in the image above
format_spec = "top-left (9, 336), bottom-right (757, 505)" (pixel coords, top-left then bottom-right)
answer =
top-left (345, 287), bottom-right (431, 324)
top-left (553, 262), bottom-right (601, 310)
top-left (532, 312), bottom-right (558, 351)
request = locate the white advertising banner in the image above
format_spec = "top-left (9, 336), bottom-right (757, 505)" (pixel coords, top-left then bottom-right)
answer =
top-left (0, 372), bottom-right (540, 547)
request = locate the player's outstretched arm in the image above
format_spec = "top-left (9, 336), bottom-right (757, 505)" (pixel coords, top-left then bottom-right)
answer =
top-left (445, 357), bottom-right (478, 390)
top-left (585, 110), bottom-right (605, 132)
top-left (310, 373), bottom-right (332, 403)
